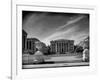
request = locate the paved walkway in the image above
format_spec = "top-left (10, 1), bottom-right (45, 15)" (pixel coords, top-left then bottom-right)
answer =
top-left (23, 62), bottom-right (89, 69)
top-left (45, 56), bottom-right (82, 62)
top-left (22, 55), bottom-right (89, 69)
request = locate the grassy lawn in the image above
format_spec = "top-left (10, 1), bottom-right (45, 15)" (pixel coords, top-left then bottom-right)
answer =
top-left (22, 52), bottom-right (83, 64)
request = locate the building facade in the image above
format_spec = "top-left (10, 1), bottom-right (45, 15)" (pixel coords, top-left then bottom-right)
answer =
top-left (50, 39), bottom-right (74, 54)
top-left (26, 38), bottom-right (40, 54)
top-left (22, 30), bottom-right (27, 52)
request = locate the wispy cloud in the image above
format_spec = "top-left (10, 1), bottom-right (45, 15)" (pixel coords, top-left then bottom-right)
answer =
top-left (56, 15), bottom-right (85, 31)
top-left (42, 25), bottom-right (78, 45)
top-left (69, 32), bottom-right (89, 45)
top-left (42, 15), bottom-right (87, 45)
top-left (23, 11), bottom-right (89, 45)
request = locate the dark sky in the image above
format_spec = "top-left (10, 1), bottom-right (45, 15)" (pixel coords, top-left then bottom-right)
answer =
top-left (22, 11), bottom-right (89, 45)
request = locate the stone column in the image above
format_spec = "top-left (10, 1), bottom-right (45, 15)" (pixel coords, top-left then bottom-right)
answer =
top-left (63, 42), bottom-right (64, 53)
top-left (67, 42), bottom-right (68, 52)
top-left (58, 42), bottom-right (60, 53)
top-left (68, 41), bottom-right (70, 52)
top-left (66, 42), bottom-right (68, 52)
top-left (65, 42), bottom-right (67, 52)
top-left (60, 42), bottom-right (61, 53)
top-left (29, 40), bottom-right (30, 50)
top-left (31, 41), bottom-right (32, 50)
top-left (28, 40), bottom-right (29, 50)
top-left (59, 42), bottom-right (60, 53)
top-left (61, 42), bottom-right (62, 53)
top-left (25, 36), bottom-right (27, 50)
top-left (64, 42), bottom-right (65, 52)
top-left (57, 42), bottom-right (58, 53)
top-left (57, 42), bottom-right (59, 54)
top-left (55, 42), bottom-right (57, 53)
top-left (62, 42), bottom-right (63, 53)
top-left (65, 42), bottom-right (66, 52)
top-left (30, 40), bottom-right (32, 50)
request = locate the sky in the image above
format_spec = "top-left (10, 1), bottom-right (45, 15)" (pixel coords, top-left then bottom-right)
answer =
top-left (22, 11), bottom-right (89, 45)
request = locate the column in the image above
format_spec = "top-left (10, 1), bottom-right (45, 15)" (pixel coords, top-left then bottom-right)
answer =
top-left (61, 42), bottom-right (62, 53)
top-left (59, 42), bottom-right (60, 53)
top-left (68, 41), bottom-right (70, 52)
top-left (66, 42), bottom-right (68, 52)
top-left (63, 42), bottom-right (64, 53)
top-left (60, 42), bottom-right (61, 53)
top-left (62, 42), bottom-right (63, 53)
top-left (65, 42), bottom-right (66, 52)
top-left (57, 42), bottom-right (58, 53)
top-left (56, 42), bottom-right (57, 53)
top-left (65, 42), bottom-right (66, 53)
top-left (25, 37), bottom-right (27, 50)
top-left (64, 42), bottom-right (65, 52)
top-left (57, 42), bottom-right (59, 54)
top-left (58, 42), bottom-right (60, 53)
top-left (31, 40), bottom-right (33, 50)
top-left (28, 40), bottom-right (29, 50)
top-left (29, 40), bottom-right (30, 50)
top-left (60, 42), bottom-right (62, 53)
top-left (67, 42), bottom-right (68, 52)
top-left (55, 42), bottom-right (57, 53)
top-left (28, 41), bottom-right (30, 49)
top-left (30, 40), bottom-right (32, 50)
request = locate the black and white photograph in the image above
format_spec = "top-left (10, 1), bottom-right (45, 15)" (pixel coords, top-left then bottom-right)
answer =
top-left (22, 11), bottom-right (89, 69)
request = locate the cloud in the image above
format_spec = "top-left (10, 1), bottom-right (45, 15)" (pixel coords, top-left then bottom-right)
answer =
top-left (42, 25), bottom-right (78, 45)
top-left (56, 15), bottom-right (85, 31)
top-left (23, 12), bottom-right (89, 46)
top-left (69, 32), bottom-right (89, 45)
top-left (42, 15), bottom-right (88, 45)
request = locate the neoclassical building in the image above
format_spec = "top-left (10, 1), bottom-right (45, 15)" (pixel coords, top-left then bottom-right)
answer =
top-left (22, 30), bottom-right (27, 52)
top-left (26, 38), bottom-right (40, 53)
top-left (50, 39), bottom-right (74, 54)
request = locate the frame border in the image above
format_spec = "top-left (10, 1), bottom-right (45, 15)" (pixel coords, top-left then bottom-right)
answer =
top-left (11, 2), bottom-right (96, 80)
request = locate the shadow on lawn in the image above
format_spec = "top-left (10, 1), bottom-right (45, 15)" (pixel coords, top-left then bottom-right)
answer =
top-left (23, 61), bottom-right (55, 65)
